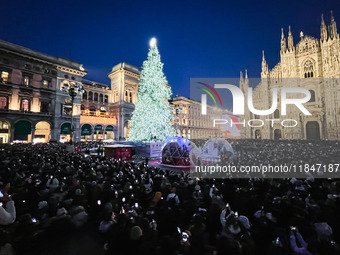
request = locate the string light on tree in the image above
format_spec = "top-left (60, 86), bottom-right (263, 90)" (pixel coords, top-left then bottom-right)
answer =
top-left (128, 37), bottom-right (175, 142)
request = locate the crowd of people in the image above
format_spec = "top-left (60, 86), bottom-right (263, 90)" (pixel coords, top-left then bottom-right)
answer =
top-left (0, 139), bottom-right (339, 255)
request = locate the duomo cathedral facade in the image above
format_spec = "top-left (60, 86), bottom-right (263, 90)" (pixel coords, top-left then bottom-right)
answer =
top-left (240, 13), bottom-right (340, 140)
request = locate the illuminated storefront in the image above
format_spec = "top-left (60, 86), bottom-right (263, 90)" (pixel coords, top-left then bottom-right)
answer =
top-left (34, 121), bottom-right (51, 143)
top-left (94, 124), bottom-right (103, 141)
top-left (60, 123), bottom-right (71, 143)
top-left (0, 120), bottom-right (10, 143)
top-left (81, 124), bottom-right (92, 141)
top-left (80, 114), bottom-right (117, 142)
top-left (106, 125), bottom-right (114, 140)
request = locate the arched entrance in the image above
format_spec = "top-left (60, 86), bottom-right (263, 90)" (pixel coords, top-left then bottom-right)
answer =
top-left (274, 129), bottom-right (281, 140)
top-left (60, 123), bottom-right (71, 143)
top-left (306, 121), bottom-right (320, 140)
top-left (105, 125), bottom-right (114, 140)
top-left (14, 120), bottom-right (32, 143)
top-left (94, 124), bottom-right (103, 141)
top-left (81, 124), bottom-right (93, 141)
top-left (255, 129), bottom-right (261, 139)
top-left (0, 120), bottom-right (10, 143)
top-left (34, 121), bottom-right (51, 143)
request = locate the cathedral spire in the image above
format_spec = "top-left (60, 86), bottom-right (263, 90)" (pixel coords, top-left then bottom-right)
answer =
top-left (240, 71), bottom-right (244, 83)
top-left (331, 10), bottom-right (335, 22)
top-left (262, 50), bottom-right (265, 62)
top-left (321, 14), bottom-right (328, 42)
top-left (261, 51), bottom-right (268, 78)
top-left (244, 69), bottom-right (249, 89)
top-left (281, 28), bottom-right (287, 53)
top-left (288, 26), bottom-right (294, 51)
top-left (329, 11), bottom-right (338, 40)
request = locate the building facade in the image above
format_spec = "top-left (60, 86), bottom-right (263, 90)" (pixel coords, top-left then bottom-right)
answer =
top-left (171, 96), bottom-right (233, 139)
top-left (108, 63), bottom-right (139, 140)
top-left (241, 13), bottom-right (340, 140)
top-left (0, 36), bottom-right (239, 144)
top-left (80, 79), bottom-right (116, 141)
top-left (0, 39), bottom-right (86, 143)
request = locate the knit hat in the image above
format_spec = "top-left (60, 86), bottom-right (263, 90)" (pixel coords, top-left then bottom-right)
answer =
top-left (130, 226), bottom-right (143, 240)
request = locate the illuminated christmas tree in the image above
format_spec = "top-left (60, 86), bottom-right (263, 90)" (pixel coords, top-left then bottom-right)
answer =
top-left (128, 38), bottom-right (175, 142)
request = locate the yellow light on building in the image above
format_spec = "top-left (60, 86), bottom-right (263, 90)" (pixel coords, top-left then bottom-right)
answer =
top-left (80, 115), bottom-right (117, 125)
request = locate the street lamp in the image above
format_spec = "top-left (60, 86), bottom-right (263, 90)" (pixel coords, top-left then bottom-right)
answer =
top-left (62, 83), bottom-right (84, 144)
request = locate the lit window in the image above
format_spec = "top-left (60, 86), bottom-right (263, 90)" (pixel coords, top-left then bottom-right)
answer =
top-left (2, 121), bottom-right (8, 129)
top-left (43, 80), bottom-right (49, 88)
top-left (0, 96), bottom-right (8, 109)
top-left (63, 105), bottom-right (72, 115)
top-left (21, 99), bottom-right (30, 111)
top-left (24, 76), bottom-right (30, 86)
top-left (1, 72), bottom-right (9, 83)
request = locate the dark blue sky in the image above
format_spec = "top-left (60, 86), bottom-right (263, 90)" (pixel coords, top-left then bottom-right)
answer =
top-left (0, 0), bottom-right (339, 98)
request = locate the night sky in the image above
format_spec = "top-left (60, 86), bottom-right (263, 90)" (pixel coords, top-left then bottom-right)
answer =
top-left (1, 0), bottom-right (339, 99)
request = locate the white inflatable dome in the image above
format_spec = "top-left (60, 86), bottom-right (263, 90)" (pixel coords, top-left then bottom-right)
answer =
top-left (201, 138), bottom-right (235, 163)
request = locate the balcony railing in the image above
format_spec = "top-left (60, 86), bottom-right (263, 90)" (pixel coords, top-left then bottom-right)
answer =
top-left (81, 110), bottom-right (116, 118)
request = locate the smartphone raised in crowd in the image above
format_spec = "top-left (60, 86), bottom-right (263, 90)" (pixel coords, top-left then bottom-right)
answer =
top-left (182, 232), bottom-right (189, 242)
